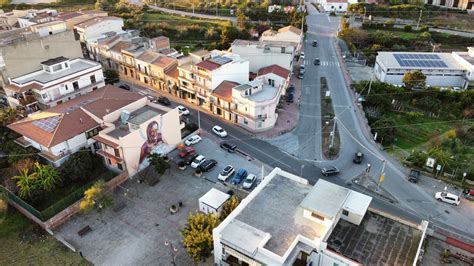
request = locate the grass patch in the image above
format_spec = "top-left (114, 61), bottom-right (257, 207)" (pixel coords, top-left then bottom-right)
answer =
top-left (143, 12), bottom-right (227, 28)
top-left (0, 209), bottom-right (88, 265)
top-left (384, 112), bottom-right (453, 150)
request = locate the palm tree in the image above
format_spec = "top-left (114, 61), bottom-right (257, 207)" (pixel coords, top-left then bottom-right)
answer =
top-left (0, 107), bottom-right (18, 126)
top-left (12, 168), bottom-right (37, 199)
top-left (34, 162), bottom-right (60, 192)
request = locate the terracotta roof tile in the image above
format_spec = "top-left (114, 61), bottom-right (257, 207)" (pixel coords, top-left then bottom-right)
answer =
top-left (136, 50), bottom-right (161, 63)
top-left (196, 60), bottom-right (221, 71)
top-left (257, 64), bottom-right (290, 79)
top-left (212, 81), bottom-right (240, 102)
top-left (165, 66), bottom-right (179, 79)
top-left (152, 56), bottom-right (176, 69)
top-left (278, 25), bottom-right (302, 35)
top-left (109, 41), bottom-right (133, 53)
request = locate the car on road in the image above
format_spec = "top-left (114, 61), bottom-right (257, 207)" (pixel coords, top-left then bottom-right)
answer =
top-left (158, 96), bottom-right (171, 106)
top-left (321, 166), bottom-right (340, 176)
top-left (353, 152), bottom-right (364, 164)
top-left (191, 155), bottom-right (206, 168)
top-left (286, 93), bottom-right (294, 103)
top-left (185, 135), bottom-right (202, 146)
top-left (314, 58), bottom-right (321, 65)
top-left (300, 64), bottom-right (305, 74)
top-left (312, 40), bottom-right (318, 47)
top-left (288, 84), bottom-right (295, 94)
top-left (242, 174), bottom-right (257, 190)
top-left (185, 153), bottom-right (199, 165)
top-left (435, 192), bottom-right (460, 206)
top-left (220, 142), bottom-right (237, 153)
top-left (199, 159), bottom-right (217, 172)
top-left (178, 146), bottom-right (195, 158)
top-left (300, 52), bottom-right (305, 60)
top-left (212, 125), bottom-right (227, 137)
top-left (407, 169), bottom-right (420, 183)
top-left (297, 72), bottom-right (304, 79)
top-left (218, 165), bottom-right (235, 181)
top-left (119, 84), bottom-right (131, 91)
top-left (177, 105), bottom-right (190, 115)
top-left (231, 168), bottom-right (248, 185)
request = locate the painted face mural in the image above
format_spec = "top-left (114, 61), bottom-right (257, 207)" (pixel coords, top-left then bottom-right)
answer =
top-left (139, 119), bottom-right (162, 164)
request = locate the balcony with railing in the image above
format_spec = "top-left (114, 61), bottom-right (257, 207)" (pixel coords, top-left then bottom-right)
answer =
top-left (37, 81), bottom-right (103, 105)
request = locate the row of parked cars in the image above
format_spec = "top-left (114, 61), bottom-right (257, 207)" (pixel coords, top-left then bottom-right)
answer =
top-left (218, 166), bottom-right (257, 190)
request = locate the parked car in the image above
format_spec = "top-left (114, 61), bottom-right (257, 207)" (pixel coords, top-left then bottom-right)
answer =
top-left (242, 174), bottom-right (257, 190)
top-left (147, 95), bottom-right (158, 103)
top-left (353, 152), bottom-right (364, 164)
top-left (191, 155), bottom-right (206, 168)
top-left (185, 135), bottom-right (202, 146)
top-left (177, 105), bottom-right (190, 115)
top-left (286, 93), bottom-right (294, 103)
top-left (407, 169), bottom-right (420, 183)
top-left (321, 166), bottom-right (340, 176)
top-left (212, 125), bottom-right (228, 137)
top-left (119, 84), bottom-right (130, 91)
top-left (435, 192), bottom-right (460, 206)
top-left (312, 40), bottom-right (318, 47)
top-left (218, 165), bottom-right (235, 181)
top-left (297, 72), bottom-right (304, 79)
top-left (185, 153), bottom-right (199, 165)
top-left (158, 96), bottom-right (171, 105)
top-left (287, 84), bottom-right (295, 94)
top-left (231, 168), bottom-right (248, 185)
top-left (300, 52), bottom-right (305, 60)
top-left (314, 58), bottom-right (321, 65)
top-left (199, 159), bottom-right (217, 172)
top-left (178, 146), bottom-right (195, 158)
top-left (300, 64), bottom-right (305, 74)
top-left (462, 189), bottom-right (474, 200)
top-left (220, 142), bottom-right (237, 153)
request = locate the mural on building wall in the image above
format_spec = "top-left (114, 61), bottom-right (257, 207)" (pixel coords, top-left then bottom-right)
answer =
top-left (139, 116), bottom-right (163, 164)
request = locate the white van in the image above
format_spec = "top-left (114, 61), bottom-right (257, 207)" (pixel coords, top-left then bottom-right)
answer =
top-left (435, 192), bottom-right (460, 206)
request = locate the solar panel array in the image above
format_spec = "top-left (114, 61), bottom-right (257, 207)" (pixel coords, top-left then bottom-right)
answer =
top-left (32, 116), bottom-right (61, 133)
top-left (210, 56), bottom-right (232, 65)
top-left (393, 53), bottom-right (448, 68)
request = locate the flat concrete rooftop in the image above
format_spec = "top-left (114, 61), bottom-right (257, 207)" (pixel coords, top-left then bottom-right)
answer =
top-left (107, 105), bottom-right (164, 139)
top-left (233, 174), bottom-right (326, 256)
top-left (327, 211), bottom-right (422, 265)
top-left (248, 85), bottom-right (278, 102)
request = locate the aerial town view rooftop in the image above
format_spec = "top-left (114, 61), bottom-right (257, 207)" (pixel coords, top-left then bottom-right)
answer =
top-left (0, 0), bottom-right (473, 265)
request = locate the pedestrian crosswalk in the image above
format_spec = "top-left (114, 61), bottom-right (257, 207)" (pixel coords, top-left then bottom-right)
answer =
top-left (302, 60), bottom-right (340, 67)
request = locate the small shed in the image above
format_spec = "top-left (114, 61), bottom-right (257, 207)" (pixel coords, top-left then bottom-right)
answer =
top-left (199, 188), bottom-right (230, 214)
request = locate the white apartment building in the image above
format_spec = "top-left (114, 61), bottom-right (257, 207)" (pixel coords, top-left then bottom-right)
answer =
top-left (4, 57), bottom-right (104, 113)
top-left (374, 48), bottom-right (474, 89)
top-left (213, 168), bottom-right (428, 266)
top-left (231, 39), bottom-right (295, 72)
top-left (16, 8), bottom-right (58, 28)
top-left (178, 52), bottom-right (249, 107)
top-left (260, 25), bottom-right (303, 52)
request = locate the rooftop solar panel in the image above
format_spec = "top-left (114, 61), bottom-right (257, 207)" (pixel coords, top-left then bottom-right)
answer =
top-left (393, 53), bottom-right (448, 68)
top-left (209, 56), bottom-right (232, 65)
top-left (32, 116), bottom-right (61, 133)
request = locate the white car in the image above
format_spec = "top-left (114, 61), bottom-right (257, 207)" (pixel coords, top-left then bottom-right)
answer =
top-left (184, 135), bottom-right (202, 146)
top-left (177, 105), bottom-right (190, 115)
top-left (242, 174), bottom-right (257, 190)
top-left (300, 52), bottom-right (305, 60)
top-left (435, 192), bottom-right (460, 206)
top-left (218, 165), bottom-right (235, 182)
top-left (212, 125), bottom-right (227, 137)
top-left (191, 155), bottom-right (206, 168)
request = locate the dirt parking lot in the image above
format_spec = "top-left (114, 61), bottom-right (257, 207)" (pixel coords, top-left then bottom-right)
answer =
top-left (55, 134), bottom-right (269, 265)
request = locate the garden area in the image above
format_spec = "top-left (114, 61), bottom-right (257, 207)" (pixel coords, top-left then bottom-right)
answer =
top-left (353, 80), bottom-right (474, 183)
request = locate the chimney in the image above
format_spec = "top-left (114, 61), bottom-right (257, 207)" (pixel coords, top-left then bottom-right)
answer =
top-left (79, 118), bottom-right (83, 123)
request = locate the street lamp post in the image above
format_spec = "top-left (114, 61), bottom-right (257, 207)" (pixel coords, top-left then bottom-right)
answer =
top-left (300, 164), bottom-right (305, 177)
top-left (366, 163), bottom-right (371, 178)
top-left (459, 172), bottom-right (467, 197)
top-left (165, 240), bottom-right (178, 266)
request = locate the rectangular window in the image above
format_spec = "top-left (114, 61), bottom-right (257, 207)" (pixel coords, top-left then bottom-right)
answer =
top-left (342, 210), bottom-right (349, 216)
top-left (90, 75), bottom-right (96, 84)
top-left (52, 64), bottom-right (62, 72)
top-left (86, 127), bottom-right (99, 139)
top-left (42, 94), bottom-right (47, 99)
top-left (107, 158), bottom-right (112, 165)
top-left (72, 81), bottom-right (79, 90)
top-left (117, 163), bottom-right (123, 170)
top-left (64, 62), bottom-right (68, 68)
top-left (311, 212), bottom-right (325, 221)
top-left (114, 148), bottom-right (120, 157)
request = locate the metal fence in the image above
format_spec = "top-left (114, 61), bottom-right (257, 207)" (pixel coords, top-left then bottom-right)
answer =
top-left (0, 185), bottom-right (45, 221)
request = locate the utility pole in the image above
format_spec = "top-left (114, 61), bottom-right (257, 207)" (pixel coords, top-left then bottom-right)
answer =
top-left (330, 117), bottom-right (337, 148)
top-left (197, 109), bottom-right (201, 130)
top-left (459, 172), bottom-right (467, 197)
top-left (377, 160), bottom-right (386, 191)
top-left (367, 77), bottom-right (373, 96)
top-left (416, 9), bottom-right (423, 30)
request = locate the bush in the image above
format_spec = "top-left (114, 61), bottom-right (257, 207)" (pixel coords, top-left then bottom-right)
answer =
top-left (420, 25), bottom-right (429, 32)
top-left (404, 25), bottom-right (412, 32)
top-left (58, 150), bottom-right (102, 182)
top-left (184, 122), bottom-right (198, 132)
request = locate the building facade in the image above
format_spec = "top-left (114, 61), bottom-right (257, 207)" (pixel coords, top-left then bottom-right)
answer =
top-left (260, 25), bottom-right (303, 52)
top-left (424, 0), bottom-right (474, 11)
top-left (5, 57), bottom-right (104, 113)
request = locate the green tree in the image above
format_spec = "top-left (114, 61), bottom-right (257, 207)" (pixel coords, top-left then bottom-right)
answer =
top-left (220, 25), bottom-right (240, 48)
top-left (427, 147), bottom-right (453, 169)
top-left (34, 162), bottom-right (60, 192)
top-left (12, 168), bottom-right (37, 199)
top-left (406, 150), bottom-right (428, 167)
top-left (181, 212), bottom-right (219, 262)
top-left (0, 108), bottom-right (19, 126)
top-left (147, 153), bottom-right (170, 175)
top-left (420, 32), bottom-right (431, 42)
top-left (236, 8), bottom-right (247, 29)
top-left (59, 150), bottom-right (101, 181)
top-left (341, 17), bottom-right (350, 31)
top-left (104, 69), bottom-right (119, 85)
top-left (371, 118), bottom-right (397, 145)
top-left (220, 196), bottom-right (239, 221)
top-left (80, 180), bottom-right (114, 212)
top-left (205, 27), bottom-right (218, 40)
top-left (403, 70), bottom-right (426, 89)
top-left (404, 25), bottom-right (412, 32)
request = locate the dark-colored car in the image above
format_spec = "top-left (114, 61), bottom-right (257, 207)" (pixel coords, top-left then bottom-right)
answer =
top-left (119, 84), bottom-right (131, 91)
top-left (314, 58), bottom-right (321, 65)
top-left (407, 169), bottom-right (420, 183)
top-left (231, 168), bottom-right (248, 185)
top-left (158, 96), bottom-right (171, 105)
top-left (287, 84), bottom-right (295, 94)
top-left (312, 40), bottom-right (318, 47)
top-left (297, 72), bottom-right (304, 79)
top-left (199, 159), bottom-right (218, 172)
top-left (286, 93), bottom-right (294, 103)
top-left (321, 166), bottom-right (340, 176)
top-left (353, 152), bottom-right (364, 164)
top-left (185, 153), bottom-right (199, 165)
top-left (220, 142), bottom-right (237, 153)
